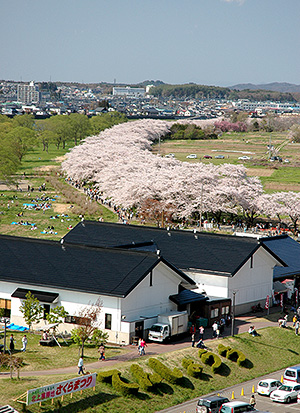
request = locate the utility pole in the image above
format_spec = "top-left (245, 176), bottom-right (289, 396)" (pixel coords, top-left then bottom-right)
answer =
top-left (199, 183), bottom-right (203, 230)
top-left (231, 290), bottom-right (237, 337)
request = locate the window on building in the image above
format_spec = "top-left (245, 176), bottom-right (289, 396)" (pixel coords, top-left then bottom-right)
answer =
top-left (211, 308), bottom-right (219, 318)
top-left (222, 306), bottom-right (230, 315)
top-left (105, 313), bottom-right (112, 330)
top-left (64, 315), bottom-right (91, 325)
top-left (0, 298), bottom-right (11, 318)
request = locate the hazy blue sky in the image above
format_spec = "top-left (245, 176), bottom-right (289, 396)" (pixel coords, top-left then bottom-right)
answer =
top-left (1, 0), bottom-right (299, 86)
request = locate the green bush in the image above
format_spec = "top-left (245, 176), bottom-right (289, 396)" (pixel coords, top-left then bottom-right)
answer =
top-left (187, 363), bottom-right (202, 378)
top-left (97, 369), bottom-right (120, 383)
top-left (148, 358), bottom-right (183, 384)
top-left (198, 349), bottom-right (207, 358)
top-left (181, 358), bottom-right (193, 369)
top-left (130, 364), bottom-right (161, 391)
top-left (199, 351), bottom-right (222, 373)
top-left (237, 350), bottom-right (247, 367)
top-left (217, 344), bottom-right (247, 367)
top-left (149, 372), bottom-right (162, 385)
top-left (218, 343), bottom-right (228, 357)
top-left (182, 358), bottom-right (202, 378)
top-left (112, 373), bottom-right (139, 396)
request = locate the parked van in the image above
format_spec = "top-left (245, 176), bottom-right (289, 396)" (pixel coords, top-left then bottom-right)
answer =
top-left (283, 365), bottom-right (300, 384)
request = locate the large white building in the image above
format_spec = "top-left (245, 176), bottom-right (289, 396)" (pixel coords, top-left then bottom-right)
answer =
top-left (17, 81), bottom-right (40, 104)
top-left (112, 86), bottom-right (145, 97)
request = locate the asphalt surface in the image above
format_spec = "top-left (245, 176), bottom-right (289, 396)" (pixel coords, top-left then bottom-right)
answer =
top-left (157, 368), bottom-right (300, 413)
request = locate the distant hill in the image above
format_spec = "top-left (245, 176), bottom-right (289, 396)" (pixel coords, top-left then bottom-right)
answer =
top-left (150, 83), bottom-right (298, 102)
top-left (231, 82), bottom-right (300, 94)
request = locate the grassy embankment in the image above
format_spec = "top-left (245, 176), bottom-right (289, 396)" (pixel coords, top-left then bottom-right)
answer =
top-left (1, 326), bottom-right (300, 412)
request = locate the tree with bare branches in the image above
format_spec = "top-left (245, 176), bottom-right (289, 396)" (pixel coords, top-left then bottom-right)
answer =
top-left (71, 299), bottom-right (103, 357)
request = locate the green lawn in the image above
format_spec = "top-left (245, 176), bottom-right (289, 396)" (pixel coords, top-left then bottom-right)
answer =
top-left (1, 326), bottom-right (300, 412)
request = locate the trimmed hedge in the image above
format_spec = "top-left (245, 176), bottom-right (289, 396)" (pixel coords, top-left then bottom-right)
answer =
top-left (181, 358), bottom-right (202, 378)
top-left (97, 369), bottom-right (121, 383)
top-left (217, 343), bottom-right (228, 357)
top-left (148, 358), bottom-right (183, 384)
top-left (112, 373), bottom-right (139, 396)
top-left (217, 344), bottom-right (247, 367)
top-left (130, 364), bottom-right (162, 391)
top-left (199, 350), bottom-right (222, 373)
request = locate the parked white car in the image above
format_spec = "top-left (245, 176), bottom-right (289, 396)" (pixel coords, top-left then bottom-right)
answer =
top-left (238, 156), bottom-right (251, 160)
top-left (270, 383), bottom-right (300, 403)
top-left (186, 154), bottom-right (197, 159)
top-left (257, 378), bottom-right (281, 396)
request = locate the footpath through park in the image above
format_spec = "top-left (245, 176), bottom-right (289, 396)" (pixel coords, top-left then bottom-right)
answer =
top-left (0, 309), bottom-right (284, 378)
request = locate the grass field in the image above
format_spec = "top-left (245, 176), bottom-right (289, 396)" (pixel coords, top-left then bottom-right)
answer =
top-left (1, 326), bottom-right (300, 412)
top-left (0, 143), bottom-right (118, 239)
top-left (154, 131), bottom-right (300, 192)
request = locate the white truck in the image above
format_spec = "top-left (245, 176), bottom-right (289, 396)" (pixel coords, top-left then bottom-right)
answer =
top-left (148, 311), bottom-right (189, 342)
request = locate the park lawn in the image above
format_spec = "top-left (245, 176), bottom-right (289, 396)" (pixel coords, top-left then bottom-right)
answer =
top-left (0, 189), bottom-right (81, 240)
top-left (0, 330), bottom-right (129, 374)
top-left (19, 145), bottom-right (74, 175)
top-left (1, 326), bottom-right (300, 412)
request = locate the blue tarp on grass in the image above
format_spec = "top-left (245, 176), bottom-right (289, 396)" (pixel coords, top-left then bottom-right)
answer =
top-left (4, 323), bottom-right (29, 331)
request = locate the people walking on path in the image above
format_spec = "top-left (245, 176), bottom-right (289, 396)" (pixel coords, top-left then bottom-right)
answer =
top-left (139, 338), bottom-right (147, 355)
top-left (191, 333), bottom-right (195, 347)
top-left (78, 357), bottom-right (84, 375)
top-left (199, 325), bottom-right (204, 340)
top-left (21, 335), bottom-right (28, 352)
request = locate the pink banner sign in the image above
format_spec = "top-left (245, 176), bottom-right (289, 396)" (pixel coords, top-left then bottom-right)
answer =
top-left (26, 373), bottom-right (97, 406)
top-left (265, 295), bottom-right (269, 310)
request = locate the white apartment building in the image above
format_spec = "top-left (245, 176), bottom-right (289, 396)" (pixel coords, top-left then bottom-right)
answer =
top-left (17, 81), bottom-right (40, 105)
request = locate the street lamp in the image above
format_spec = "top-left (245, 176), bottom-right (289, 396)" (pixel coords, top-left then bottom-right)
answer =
top-left (231, 290), bottom-right (238, 337)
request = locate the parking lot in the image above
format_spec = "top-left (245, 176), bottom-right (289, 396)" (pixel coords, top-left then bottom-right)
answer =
top-left (158, 369), bottom-right (300, 413)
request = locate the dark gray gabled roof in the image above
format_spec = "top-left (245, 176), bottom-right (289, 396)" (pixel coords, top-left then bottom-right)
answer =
top-left (261, 235), bottom-right (300, 280)
top-left (0, 234), bottom-right (193, 298)
top-left (63, 221), bottom-right (286, 276)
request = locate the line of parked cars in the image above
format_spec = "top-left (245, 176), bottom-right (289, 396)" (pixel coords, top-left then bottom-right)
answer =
top-left (196, 364), bottom-right (300, 412)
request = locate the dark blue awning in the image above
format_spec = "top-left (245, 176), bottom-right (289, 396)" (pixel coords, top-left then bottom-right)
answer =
top-left (169, 290), bottom-right (208, 306)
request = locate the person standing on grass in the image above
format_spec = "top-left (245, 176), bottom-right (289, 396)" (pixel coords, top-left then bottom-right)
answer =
top-left (9, 334), bottom-right (15, 353)
top-left (78, 356), bottom-right (84, 375)
top-left (21, 335), bottom-right (28, 352)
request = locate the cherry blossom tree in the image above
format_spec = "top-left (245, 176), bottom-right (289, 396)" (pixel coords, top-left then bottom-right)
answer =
top-left (61, 119), bottom-right (300, 229)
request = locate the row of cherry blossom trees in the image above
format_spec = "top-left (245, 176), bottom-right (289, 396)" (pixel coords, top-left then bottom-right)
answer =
top-left (62, 119), bottom-right (300, 231)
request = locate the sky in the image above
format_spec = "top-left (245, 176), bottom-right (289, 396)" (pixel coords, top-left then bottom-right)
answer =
top-left (1, 0), bottom-right (300, 87)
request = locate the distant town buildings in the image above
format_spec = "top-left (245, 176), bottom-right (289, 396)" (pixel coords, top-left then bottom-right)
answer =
top-left (1, 79), bottom-right (300, 119)
top-left (17, 81), bottom-right (40, 105)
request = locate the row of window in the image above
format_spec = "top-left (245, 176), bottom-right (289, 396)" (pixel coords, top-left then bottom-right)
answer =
top-left (211, 306), bottom-right (230, 319)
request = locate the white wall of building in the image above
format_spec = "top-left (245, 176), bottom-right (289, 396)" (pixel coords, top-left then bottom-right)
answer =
top-left (121, 262), bottom-right (179, 320)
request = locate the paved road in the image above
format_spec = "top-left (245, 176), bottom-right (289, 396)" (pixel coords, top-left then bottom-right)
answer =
top-left (157, 368), bottom-right (300, 413)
